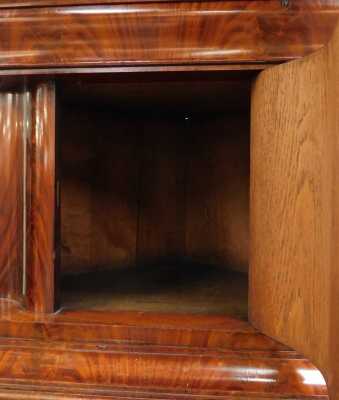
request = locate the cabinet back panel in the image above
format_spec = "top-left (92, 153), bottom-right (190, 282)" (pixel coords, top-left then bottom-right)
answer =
top-left (60, 108), bottom-right (249, 275)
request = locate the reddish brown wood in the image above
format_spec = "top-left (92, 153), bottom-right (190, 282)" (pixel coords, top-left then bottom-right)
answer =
top-left (0, 0), bottom-right (313, 7)
top-left (27, 82), bottom-right (56, 314)
top-left (0, 1), bottom-right (337, 69)
top-left (0, 300), bottom-right (328, 400)
top-left (0, 90), bottom-right (28, 302)
top-left (0, 1), bottom-right (336, 398)
top-left (0, 0), bottom-right (332, 9)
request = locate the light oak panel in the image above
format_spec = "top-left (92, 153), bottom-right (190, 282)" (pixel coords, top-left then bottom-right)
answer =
top-left (250, 24), bottom-right (339, 399)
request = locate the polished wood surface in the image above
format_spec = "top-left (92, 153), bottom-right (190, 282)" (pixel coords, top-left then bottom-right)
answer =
top-left (0, 0), bottom-right (333, 7)
top-left (0, 337), bottom-right (327, 399)
top-left (250, 22), bottom-right (339, 400)
top-left (27, 82), bottom-right (56, 313)
top-left (0, 90), bottom-right (27, 302)
top-left (0, 300), bottom-right (328, 400)
top-left (0, 1), bottom-right (338, 69)
top-left (0, 1), bottom-right (336, 398)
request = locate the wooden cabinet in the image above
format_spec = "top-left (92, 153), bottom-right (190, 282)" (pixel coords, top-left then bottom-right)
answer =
top-left (0, 1), bottom-right (338, 399)
top-left (250, 23), bottom-right (339, 400)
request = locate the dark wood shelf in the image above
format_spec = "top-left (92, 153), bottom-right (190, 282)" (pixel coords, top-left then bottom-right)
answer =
top-left (60, 264), bottom-right (248, 317)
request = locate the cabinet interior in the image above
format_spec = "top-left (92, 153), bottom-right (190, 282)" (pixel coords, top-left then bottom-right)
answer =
top-left (57, 72), bottom-right (253, 318)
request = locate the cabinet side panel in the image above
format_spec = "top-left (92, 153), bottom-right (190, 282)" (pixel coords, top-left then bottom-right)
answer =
top-left (329, 24), bottom-right (339, 400)
top-left (250, 26), bottom-right (339, 399)
top-left (27, 82), bottom-right (56, 313)
top-left (0, 92), bottom-right (29, 301)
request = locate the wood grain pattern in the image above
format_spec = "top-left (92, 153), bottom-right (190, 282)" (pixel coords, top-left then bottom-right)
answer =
top-left (0, 300), bottom-right (328, 400)
top-left (137, 117), bottom-right (187, 264)
top-left (250, 22), bottom-right (339, 400)
top-left (0, 338), bottom-right (326, 399)
top-left (0, 90), bottom-right (28, 302)
top-left (27, 82), bottom-right (56, 313)
top-left (60, 110), bottom-right (139, 273)
top-left (0, 1), bottom-right (337, 69)
top-left (60, 267), bottom-right (248, 317)
top-left (0, 0), bottom-right (333, 8)
top-left (59, 98), bottom-right (249, 275)
top-left (186, 115), bottom-right (249, 272)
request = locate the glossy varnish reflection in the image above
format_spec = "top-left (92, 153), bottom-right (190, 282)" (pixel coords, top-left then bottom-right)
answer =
top-left (0, 0), bottom-right (336, 397)
top-left (0, 301), bottom-right (329, 399)
top-left (0, 91), bottom-right (29, 302)
top-left (0, 1), bottom-right (337, 68)
top-left (27, 82), bottom-right (56, 313)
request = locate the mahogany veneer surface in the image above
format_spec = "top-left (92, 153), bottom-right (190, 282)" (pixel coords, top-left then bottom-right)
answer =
top-left (0, 91), bottom-right (25, 302)
top-left (0, 300), bottom-right (328, 400)
top-left (0, 1), bottom-right (338, 69)
top-left (27, 82), bottom-right (56, 314)
top-left (0, 1), bottom-right (336, 398)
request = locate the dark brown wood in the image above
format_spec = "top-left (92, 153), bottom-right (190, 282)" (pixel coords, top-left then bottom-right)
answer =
top-left (59, 110), bottom-right (140, 273)
top-left (0, 90), bottom-right (27, 302)
top-left (0, 1), bottom-right (338, 69)
top-left (250, 22), bottom-right (339, 400)
top-left (59, 89), bottom-right (250, 276)
top-left (60, 267), bottom-right (248, 316)
top-left (137, 116), bottom-right (187, 264)
top-left (186, 115), bottom-right (249, 273)
top-left (27, 82), bottom-right (56, 313)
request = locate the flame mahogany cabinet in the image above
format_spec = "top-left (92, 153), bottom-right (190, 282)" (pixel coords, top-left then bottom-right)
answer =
top-left (0, 0), bottom-right (339, 399)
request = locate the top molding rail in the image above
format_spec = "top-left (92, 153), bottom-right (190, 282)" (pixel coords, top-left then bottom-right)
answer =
top-left (0, 1), bottom-right (338, 70)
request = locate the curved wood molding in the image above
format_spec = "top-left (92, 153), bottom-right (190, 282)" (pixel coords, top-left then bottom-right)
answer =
top-left (27, 82), bottom-right (56, 313)
top-left (250, 23), bottom-right (339, 400)
top-left (0, 1), bottom-right (338, 68)
top-left (0, 303), bottom-right (329, 399)
top-left (0, 91), bottom-right (29, 302)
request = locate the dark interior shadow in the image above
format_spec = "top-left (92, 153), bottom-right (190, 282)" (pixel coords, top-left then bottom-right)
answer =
top-left (60, 257), bottom-right (246, 296)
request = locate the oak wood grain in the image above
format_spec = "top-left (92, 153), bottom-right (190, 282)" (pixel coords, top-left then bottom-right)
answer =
top-left (250, 22), bottom-right (339, 400)
top-left (0, 1), bottom-right (337, 69)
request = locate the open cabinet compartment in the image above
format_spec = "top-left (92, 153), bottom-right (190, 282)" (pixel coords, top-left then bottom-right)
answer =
top-left (56, 72), bottom-right (252, 318)
top-left (0, 67), bottom-right (330, 399)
